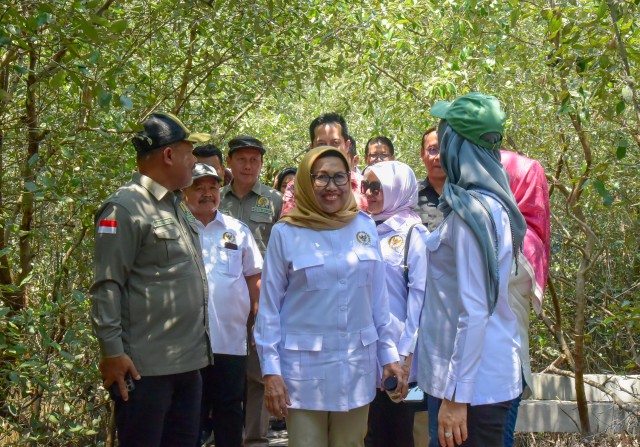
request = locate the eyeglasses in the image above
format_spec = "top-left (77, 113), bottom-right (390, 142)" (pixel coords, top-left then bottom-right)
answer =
top-left (426, 146), bottom-right (439, 156)
top-left (310, 172), bottom-right (350, 187)
top-left (361, 180), bottom-right (382, 196)
top-left (368, 153), bottom-right (389, 161)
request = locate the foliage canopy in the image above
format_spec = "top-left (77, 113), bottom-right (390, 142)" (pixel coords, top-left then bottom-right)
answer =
top-left (0, 0), bottom-right (638, 443)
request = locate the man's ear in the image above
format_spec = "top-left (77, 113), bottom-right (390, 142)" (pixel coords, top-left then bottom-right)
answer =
top-left (352, 154), bottom-right (359, 170)
top-left (161, 146), bottom-right (173, 165)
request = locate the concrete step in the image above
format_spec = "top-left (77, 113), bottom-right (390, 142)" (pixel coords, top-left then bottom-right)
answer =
top-left (529, 374), bottom-right (640, 403)
top-left (515, 400), bottom-right (639, 434)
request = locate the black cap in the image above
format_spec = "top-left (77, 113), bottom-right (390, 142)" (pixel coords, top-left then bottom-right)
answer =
top-left (227, 135), bottom-right (265, 156)
top-left (132, 112), bottom-right (210, 153)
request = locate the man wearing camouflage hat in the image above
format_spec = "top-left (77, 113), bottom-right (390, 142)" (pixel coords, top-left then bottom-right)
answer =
top-left (184, 163), bottom-right (263, 447)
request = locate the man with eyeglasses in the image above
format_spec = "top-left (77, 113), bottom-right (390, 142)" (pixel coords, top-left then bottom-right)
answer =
top-left (184, 163), bottom-right (263, 447)
top-left (281, 113), bottom-right (368, 215)
top-left (364, 136), bottom-right (396, 166)
top-left (415, 127), bottom-right (445, 231)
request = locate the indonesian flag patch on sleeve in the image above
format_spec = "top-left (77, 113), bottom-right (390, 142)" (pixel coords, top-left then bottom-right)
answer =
top-left (98, 219), bottom-right (118, 234)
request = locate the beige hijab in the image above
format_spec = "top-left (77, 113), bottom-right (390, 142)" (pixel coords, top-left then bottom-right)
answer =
top-left (280, 146), bottom-right (358, 230)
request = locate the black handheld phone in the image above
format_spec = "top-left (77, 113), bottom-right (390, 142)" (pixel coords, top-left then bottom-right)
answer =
top-left (108, 374), bottom-right (135, 400)
top-left (224, 242), bottom-right (238, 250)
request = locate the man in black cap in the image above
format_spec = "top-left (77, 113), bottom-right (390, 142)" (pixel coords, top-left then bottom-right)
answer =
top-left (90, 112), bottom-right (212, 446)
top-left (219, 135), bottom-right (282, 447)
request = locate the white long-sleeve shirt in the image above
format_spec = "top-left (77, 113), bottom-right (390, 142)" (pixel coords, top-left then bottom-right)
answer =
top-left (417, 192), bottom-right (522, 405)
top-left (197, 211), bottom-right (262, 356)
top-left (376, 216), bottom-right (428, 383)
top-left (254, 212), bottom-right (399, 411)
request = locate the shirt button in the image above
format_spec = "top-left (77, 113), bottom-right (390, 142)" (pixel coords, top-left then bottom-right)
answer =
top-left (340, 333), bottom-right (346, 338)
top-left (339, 306), bottom-right (347, 311)
top-left (339, 279), bottom-right (346, 284)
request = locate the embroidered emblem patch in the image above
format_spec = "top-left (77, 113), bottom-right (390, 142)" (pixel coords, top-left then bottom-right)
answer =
top-left (388, 235), bottom-right (404, 251)
top-left (222, 231), bottom-right (236, 244)
top-left (251, 196), bottom-right (273, 215)
top-left (356, 231), bottom-right (371, 246)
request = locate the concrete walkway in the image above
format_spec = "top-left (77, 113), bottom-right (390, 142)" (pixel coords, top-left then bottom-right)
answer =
top-left (267, 428), bottom-right (288, 446)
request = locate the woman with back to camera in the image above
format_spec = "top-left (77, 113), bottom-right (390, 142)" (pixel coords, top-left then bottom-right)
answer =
top-left (254, 146), bottom-right (406, 447)
top-left (416, 93), bottom-right (527, 447)
top-left (361, 160), bottom-right (428, 447)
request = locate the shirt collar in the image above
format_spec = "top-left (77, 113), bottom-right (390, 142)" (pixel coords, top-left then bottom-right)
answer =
top-left (376, 214), bottom-right (407, 234)
top-left (134, 172), bottom-right (172, 201)
top-left (195, 210), bottom-right (221, 230)
top-left (222, 180), bottom-right (263, 199)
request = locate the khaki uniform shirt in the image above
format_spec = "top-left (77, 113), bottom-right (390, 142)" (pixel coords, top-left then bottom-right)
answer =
top-left (90, 173), bottom-right (211, 376)
top-left (219, 181), bottom-right (283, 256)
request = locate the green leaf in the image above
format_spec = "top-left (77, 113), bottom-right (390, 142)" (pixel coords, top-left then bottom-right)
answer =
top-left (36, 12), bottom-right (51, 27)
top-left (98, 91), bottom-right (112, 108)
top-left (25, 181), bottom-right (37, 192)
top-left (37, 4), bottom-right (53, 13)
top-left (71, 290), bottom-right (86, 303)
top-left (616, 140), bottom-right (627, 160)
top-left (615, 101), bottom-right (625, 114)
top-left (592, 179), bottom-right (614, 206)
top-left (540, 9), bottom-right (553, 20)
top-left (14, 65), bottom-right (28, 75)
top-left (119, 95), bottom-right (133, 110)
top-left (111, 19), bottom-right (127, 33)
top-left (28, 152), bottom-right (40, 166)
top-left (549, 15), bottom-right (562, 35)
top-left (50, 70), bottom-right (66, 88)
top-left (19, 270), bottom-right (33, 287)
top-left (79, 20), bottom-right (100, 41)
top-left (88, 51), bottom-right (100, 64)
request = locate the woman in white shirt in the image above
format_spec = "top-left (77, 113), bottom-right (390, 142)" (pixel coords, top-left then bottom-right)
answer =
top-left (254, 146), bottom-right (406, 447)
top-left (416, 93), bottom-right (527, 447)
top-left (362, 161), bottom-right (428, 447)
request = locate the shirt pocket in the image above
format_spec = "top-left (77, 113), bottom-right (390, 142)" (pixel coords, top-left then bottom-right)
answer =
top-left (353, 245), bottom-right (380, 287)
top-left (249, 212), bottom-right (273, 240)
top-left (282, 333), bottom-right (325, 379)
top-left (153, 224), bottom-right (190, 265)
top-left (215, 247), bottom-right (242, 277)
top-left (356, 326), bottom-right (379, 374)
top-left (292, 254), bottom-right (327, 291)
